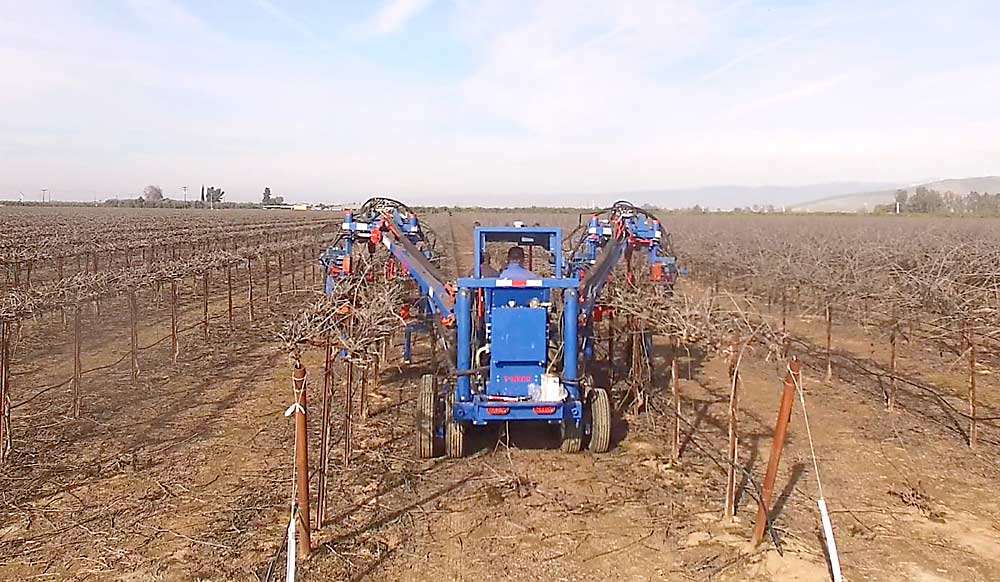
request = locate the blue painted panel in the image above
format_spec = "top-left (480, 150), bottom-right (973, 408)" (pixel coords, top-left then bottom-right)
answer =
top-left (491, 308), bottom-right (547, 362)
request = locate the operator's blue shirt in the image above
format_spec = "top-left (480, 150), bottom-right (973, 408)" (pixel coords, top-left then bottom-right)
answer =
top-left (498, 263), bottom-right (538, 279)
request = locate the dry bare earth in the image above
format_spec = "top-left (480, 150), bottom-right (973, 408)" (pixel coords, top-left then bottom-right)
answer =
top-left (1, 208), bottom-right (999, 581)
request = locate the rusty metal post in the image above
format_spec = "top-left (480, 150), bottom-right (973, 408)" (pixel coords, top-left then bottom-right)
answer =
top-left (291, 361), bottom-right (311, 556)
top-left (226, 264), bottom-right (234, 329)
top-left (752, 359), bottom-right (801, 546)
top-left (129, 289), bottom-right (139, 385)
top-left (0, 319), bottom-right (10, 462)
top-left (317, 334), bottom-right (333, 527)
top-left (969, 339), bottom-right (977, 448)
top-left (246, 259), bottom-right (255, 322)
top-left (73, 305), bottom-right (82, 417)
top-left (290, 249), bottom-right (297, 292)
top-left (671, 338), bottom-right (681, 462)
top-left (202, 272), bottom-right (209, 340)
top-left (724, 363), bottom-right (740, 519)
top-left (169, 281), bottom-right (179, 363)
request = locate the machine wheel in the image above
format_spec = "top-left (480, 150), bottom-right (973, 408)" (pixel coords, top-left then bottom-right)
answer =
top-left (416, 374), bottom-right (437, 459)
top-left (445, 394), bottom-right (465, 458)
top-left (560, 419), bottom-right (583, 453)
top-left (588, 388), bottom-right (611, 453)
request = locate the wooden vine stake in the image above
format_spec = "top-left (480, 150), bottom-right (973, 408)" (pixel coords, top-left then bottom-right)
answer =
top-left (969, 336), bottom-right (977, 449)
top-left (752, 359), bottom-right (801, 546)
top-left (73, 305), bottom-right (82, 417)
top-left (278, 253), bottom-right (284, 294)
top-left (317, 333), bottom-right (334, 527)
top-left (291, 360), bottom-right (311, 557)
top-left (170, 281), bottom-right (179, 363)
top-left (226, 264), bottom-right (234, 329)
top-left (129, 289), bottom-right (139, 385)
top-left (607, 309), bottom-right (615, 385)
top-left (824, 303), bottom-right (833, 382)
top-left (724, 356), bottom-right (741, 520)
top-left (344, 361), bottom-right (354, 466)
top-left (202, 272), bottom-right (210, 340)
top-left (887, 312), bottom-right (897, 412)
top-left (246, 259), bottom-right (255, 322)
top-left (264, 254), bottom-right (271, 301)
top-left (671, 337), bottom-right (681, 462)
top-left (0, 319), bottom-right (10, 463)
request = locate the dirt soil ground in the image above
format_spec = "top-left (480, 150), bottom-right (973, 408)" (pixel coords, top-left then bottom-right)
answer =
top-left (2, 210), bottom-right (1000, 581)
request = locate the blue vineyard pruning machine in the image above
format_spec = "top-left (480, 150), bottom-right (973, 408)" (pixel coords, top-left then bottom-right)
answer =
top-left (321, 198), bottom-right (678, 458)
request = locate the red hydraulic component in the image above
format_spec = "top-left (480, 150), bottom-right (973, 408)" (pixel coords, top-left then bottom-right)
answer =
top-left (651, 263), bottom-right (664, 282)
top-left (593, 305), bottom-right (616, 322)
top-left (370, 229), bottom-right (383, 245)
top-left (400, 305), bottom-right (411, 319)
top-left (387, 259), bottom-right (397, 279)
top-left (342, 257), bottom-right (352, 275)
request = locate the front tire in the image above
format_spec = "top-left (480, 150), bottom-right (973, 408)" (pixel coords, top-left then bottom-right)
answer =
top-left (589, 388), bottom-right (611, 453)
top-left (416, 374), bottom-right (437, 459)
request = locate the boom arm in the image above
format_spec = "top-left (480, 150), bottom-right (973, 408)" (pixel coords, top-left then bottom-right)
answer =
top-left (377, 216), bottom-right (455, 319)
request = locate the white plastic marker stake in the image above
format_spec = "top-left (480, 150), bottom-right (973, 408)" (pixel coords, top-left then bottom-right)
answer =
top-left (286, 509), bottom-right (296, 582)
top-left (285, 398), bottom-right (303, 582)
top-left (817, 499), bottom-right (842, 582)
top-left (789, 366), bottom-right (844, 582)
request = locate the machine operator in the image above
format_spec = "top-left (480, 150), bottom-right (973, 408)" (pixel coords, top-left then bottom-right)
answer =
top-left (499, 246), bottom-right (537, 279)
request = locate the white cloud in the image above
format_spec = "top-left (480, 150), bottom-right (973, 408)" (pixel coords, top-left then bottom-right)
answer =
top-left (369, 0), bottom-right (433, 35)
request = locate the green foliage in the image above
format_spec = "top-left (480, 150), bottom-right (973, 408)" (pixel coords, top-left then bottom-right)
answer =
top-left (875, 187), bottom-right (1000, 215)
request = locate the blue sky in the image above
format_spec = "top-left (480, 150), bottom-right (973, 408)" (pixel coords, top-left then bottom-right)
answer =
top-left (2, 0), bottom-right (999, 205)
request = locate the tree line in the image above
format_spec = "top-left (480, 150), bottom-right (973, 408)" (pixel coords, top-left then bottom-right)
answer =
top-left (876, 187), bottom-right (1000, 214)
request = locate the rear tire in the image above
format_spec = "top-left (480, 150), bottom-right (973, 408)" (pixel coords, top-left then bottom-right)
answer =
top-left (445, 394), bottom-right (465, 458)
top-left (416, 374), bottom-right (437, 459)
top-left (589, 388), bottom-right (611, 453)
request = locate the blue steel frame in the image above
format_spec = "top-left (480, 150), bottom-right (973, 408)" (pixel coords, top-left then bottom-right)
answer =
top-left (447, 226), bottom-right (584, 428)
top-left (571, 211), bottom-right (678, 282)
top-left (319, 202), bottom-right (675, 445)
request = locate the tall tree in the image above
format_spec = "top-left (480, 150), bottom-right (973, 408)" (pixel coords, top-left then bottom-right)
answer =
top-left (143, 185), bottom-right (164, 202)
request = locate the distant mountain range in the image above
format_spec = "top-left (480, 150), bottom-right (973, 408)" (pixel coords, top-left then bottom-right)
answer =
top-left (789, 176), bottom-right (1000, 213)
top-left (426, 181), bottom-right (903, 210)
